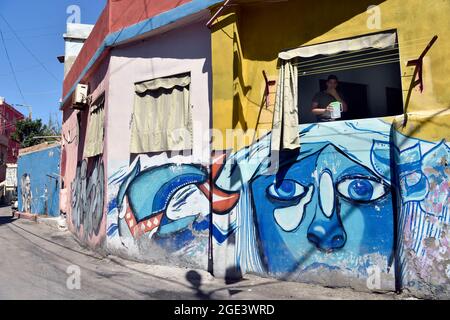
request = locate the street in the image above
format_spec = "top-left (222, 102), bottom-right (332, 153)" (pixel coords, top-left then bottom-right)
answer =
top-left (0, 206), bottom-right (405, 300)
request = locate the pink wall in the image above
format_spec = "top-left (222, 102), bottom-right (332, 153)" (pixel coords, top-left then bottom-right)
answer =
top-left (61, 57), bottom-right (110, 249)
top-left (107, 20), bottom-right (211, 174)
top-left (105, 19), bottom-right (212, 265)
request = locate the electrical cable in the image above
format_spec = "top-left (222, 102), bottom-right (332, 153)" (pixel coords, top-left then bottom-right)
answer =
top-left (0, 64), bottom-right (42, 77)
top-left (0, 26), bottom-right (27, 104)
top-left (0, 13), bottom-right (59, 83)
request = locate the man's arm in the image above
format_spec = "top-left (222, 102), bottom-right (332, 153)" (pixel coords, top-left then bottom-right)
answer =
top-left (312, 101), bottom-right (333, 116)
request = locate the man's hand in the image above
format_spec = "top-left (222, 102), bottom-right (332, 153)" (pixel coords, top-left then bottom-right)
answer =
top-left (326, 105), bottom-right (334, 112)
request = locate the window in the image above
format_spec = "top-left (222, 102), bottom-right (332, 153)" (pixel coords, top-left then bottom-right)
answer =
top-left (283, 31), bottom-right (403, 124)
top-left (83, 94), bottom-right (105, 158)
top-left (130, 73), bottom-right (192, 154)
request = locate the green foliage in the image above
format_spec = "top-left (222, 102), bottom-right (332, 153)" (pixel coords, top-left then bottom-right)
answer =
top-left (10, 118), bottom-right (57, 148)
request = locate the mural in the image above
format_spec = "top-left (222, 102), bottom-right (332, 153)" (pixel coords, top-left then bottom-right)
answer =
top-left (105, 119), bottom-right (449, 292)
top-left (20, 173), bottom-right (32, 213)
top-left (395, 136), bottom-right (450, 295)
top-left (209, 120), bottom-right (396, 289)
top-left (106, 153), bottom-right (239, 267)
top-left (71, 157), bottom-right (105, 242)
top-left (17, 145), bottom-right (61, 216)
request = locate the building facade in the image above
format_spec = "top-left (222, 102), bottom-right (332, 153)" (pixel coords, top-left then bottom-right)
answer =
top-left (0, 99), bottom-right (25, 181)
top-left (59, 0), bottom-right (450, 298)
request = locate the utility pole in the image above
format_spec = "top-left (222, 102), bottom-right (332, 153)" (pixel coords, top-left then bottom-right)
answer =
top-left (0, 97), bottom-right (32, 119)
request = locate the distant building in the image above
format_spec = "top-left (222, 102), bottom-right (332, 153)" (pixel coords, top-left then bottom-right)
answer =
top-left (0, 97), bottom-right (25, 181)
top-left (17, 142), bottom-right (61, 216)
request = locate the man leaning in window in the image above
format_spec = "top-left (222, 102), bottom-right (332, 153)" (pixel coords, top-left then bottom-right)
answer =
top-left (311, 75), bottom-right (348, 122)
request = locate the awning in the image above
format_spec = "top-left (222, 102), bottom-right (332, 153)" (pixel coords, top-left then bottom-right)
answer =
top-left (135, 74), bottom-right (191, 94)
top-left (278, 32), bottom-right (397, 60)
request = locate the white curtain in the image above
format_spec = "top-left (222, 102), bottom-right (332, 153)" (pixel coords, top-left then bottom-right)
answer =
top-left (130, 74), bottom-right (192, 153)
top-left (271, 60), bottom-right (299, 152)
top-left (83, 95), bottom-right (105, 158)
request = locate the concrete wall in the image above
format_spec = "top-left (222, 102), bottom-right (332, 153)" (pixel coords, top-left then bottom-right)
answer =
top-left (17, 144), bottom-right (61, 217)
top-left (105, 20), bottom-right (212, 270)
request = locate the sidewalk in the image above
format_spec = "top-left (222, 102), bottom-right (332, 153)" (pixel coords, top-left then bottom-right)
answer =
top-left (8, 208), bottom-right (417, 300)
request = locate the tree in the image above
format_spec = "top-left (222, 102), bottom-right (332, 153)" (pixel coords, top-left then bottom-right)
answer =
top-left (11, 118), bottom-right (56, 148)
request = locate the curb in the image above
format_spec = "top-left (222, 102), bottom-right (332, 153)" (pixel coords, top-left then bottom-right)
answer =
top-left (14, 211), bottom-right (38, 222)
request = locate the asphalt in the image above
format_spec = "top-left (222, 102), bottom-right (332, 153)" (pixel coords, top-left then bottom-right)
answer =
top-left (0, 206), bottom-right (408, 300)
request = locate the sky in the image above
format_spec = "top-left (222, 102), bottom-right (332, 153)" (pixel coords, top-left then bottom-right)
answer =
top-left (0, 0), bottom-right (106, 125)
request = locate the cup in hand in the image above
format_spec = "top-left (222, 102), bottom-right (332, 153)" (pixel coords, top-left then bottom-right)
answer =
top-left (329, 102), bottom-right (343, 119)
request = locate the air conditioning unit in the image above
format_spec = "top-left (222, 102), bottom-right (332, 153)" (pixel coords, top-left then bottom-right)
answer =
top-left (72, 84), bottom-right (89, 109)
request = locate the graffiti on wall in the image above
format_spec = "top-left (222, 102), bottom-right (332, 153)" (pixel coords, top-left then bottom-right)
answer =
top-left (20, 173), bottom-right (32, 213)
top-left (71, 157), bottom-right (105, 241)
top-left (106, 153), bottom-right (240, 265)
top-left (396, 137), bottom-right (450, 292)
top-left (105, 119), bottom-right (449, 290)
top-left (210, 120), bottom-right (396, 286)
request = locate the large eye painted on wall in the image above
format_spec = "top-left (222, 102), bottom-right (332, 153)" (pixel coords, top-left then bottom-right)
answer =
top-left (267, 180), bottom-right (307, 202)
top-left (336, 176), bottom-right (389, 203)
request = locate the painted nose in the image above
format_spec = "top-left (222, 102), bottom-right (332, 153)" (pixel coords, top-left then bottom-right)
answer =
top-left (307, 170), bottom-right (346, 251)
top-left (307, 219), bottom-right (346, 251)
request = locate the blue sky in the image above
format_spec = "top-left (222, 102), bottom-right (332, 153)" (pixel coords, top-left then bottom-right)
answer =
top-left (0, 0), bottom-right (106, 125)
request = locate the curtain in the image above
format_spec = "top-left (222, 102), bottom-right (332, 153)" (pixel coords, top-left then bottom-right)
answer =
top-left (271, 60), bottom-right (299, 152)
top-left (83, 95), bottom-right (105, 158)
top-left (130, 74), bottom-right (192, 153)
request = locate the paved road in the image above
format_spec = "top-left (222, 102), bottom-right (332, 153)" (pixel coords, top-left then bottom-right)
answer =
top-left (0, 206), bottom-right (403, 300)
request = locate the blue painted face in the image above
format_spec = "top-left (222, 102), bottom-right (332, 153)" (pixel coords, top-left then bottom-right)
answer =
top-left (251, 143), bottom-right (394, 274)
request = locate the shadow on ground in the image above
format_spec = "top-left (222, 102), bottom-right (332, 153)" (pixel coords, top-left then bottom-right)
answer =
top-left (0, 211), bottom-right (16, 226)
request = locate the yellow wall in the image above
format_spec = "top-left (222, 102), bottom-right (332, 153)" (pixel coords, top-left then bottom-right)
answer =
top-left (211, 0), bottom-right (450, 150)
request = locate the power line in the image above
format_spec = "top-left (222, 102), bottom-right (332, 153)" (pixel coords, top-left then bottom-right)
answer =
top-left (0, 64), bottom-right (42, 77)
top-left (2, 32), bottom-right (61, 41)
top-left (0, 26), bottom-right (27, 104)
top-left (0, 13), bottom-right (60, 83)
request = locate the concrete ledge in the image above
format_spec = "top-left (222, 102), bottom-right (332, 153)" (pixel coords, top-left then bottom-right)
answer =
top-left (14, 212), bottom-right (38, 222)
